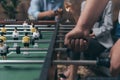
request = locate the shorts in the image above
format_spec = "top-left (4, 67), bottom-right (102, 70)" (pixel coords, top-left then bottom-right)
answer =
top-left (1, 32), bottom-right (6, 35)
top-left (67, 39), bottom-right (106, 60)
top-left (34, 38), bottom-right (39, 40)
top-left (23, 43), bottom-right (29, 47)
top-left (1, 53), bottom-right (7, 56)
top-left (13, 38), bottom-right (18, 40)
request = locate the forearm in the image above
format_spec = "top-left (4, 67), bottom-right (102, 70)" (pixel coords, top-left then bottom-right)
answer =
top-left (76, 0), bottom-right (109, 30)
top-left (37, 10), bottom-right (55, 19)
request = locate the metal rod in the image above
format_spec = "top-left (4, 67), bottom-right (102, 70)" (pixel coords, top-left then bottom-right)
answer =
top-left (6, 31), bottom-right (54, 33)
top-left (0, 60), bottom-right (44, 64)
top-left (8, 48), bottom-right (48, 51)
top-left (5, 35), bottom-right (53, 37)
top-left (11, 52), bottom-right (47, 54)
top-left (54, 48), bottom-right (67, 51)
top-left (5, 28), bottom-right (55, 30)
top-left (53, 60), bottom-right (97, 65)
top-left (0, 60), bottom-right (97, 65)
top-left (5, 40), bottom-right (51, 43)
top-left (5, 25), bottom-right (55, 27)
top-left (5, 40), bottom-right (63, 43)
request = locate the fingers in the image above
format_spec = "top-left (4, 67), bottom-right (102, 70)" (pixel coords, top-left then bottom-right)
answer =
top-left (65, 37), bottom-right (88, 52)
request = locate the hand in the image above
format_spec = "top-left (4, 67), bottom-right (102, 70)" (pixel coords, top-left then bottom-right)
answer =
top-left (64, 27), bottom-right (90, 52)
top-left (109, 39), bottom-right (120, 76)
top-left (89, 33), bottom-right (95, 38)
top-left (45, 10), bottom-right (55, 17)
top-left (55, 8), bottom-right (63, 16)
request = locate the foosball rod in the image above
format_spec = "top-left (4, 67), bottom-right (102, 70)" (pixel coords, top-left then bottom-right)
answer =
top-left (0, 58), bottom-right (110, 68)
top-left (5, 48), bottom-right (66, 51)
top-left (5, 27), bottom-right (72, 30)
top-left (5, 40), bottom-right (64, 43)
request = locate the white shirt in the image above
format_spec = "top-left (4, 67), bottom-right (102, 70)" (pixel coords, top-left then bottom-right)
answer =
top-left (0, 45), bottom-right (7, 53)
top-left (33, 32), bottom-right (40, 38)
top-left (23, 22), bottom-right (28, 27)
top-left (12, 31), bottom-right (19, 38)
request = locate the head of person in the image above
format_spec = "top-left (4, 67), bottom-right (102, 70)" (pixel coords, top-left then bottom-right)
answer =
top-left (14, 27), bottom-right (17, 32)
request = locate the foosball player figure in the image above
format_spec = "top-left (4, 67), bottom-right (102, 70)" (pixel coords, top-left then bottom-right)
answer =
top-left (12, 27), bottom-right (19, 47)
top-left (22, 32), bottom-right (30, 55)
top-left (32, 27), bottom-right (40, 47)
top-left (0, 39), bottom-right (8, 60)
top-left (0, 33), bottom-right (7, 46)
top-left (1, 25), bottom-right (7, 35)
top-left (22, 21), bottom-right (28, 31)
top-left (30, 24), bottom-right (36, 34)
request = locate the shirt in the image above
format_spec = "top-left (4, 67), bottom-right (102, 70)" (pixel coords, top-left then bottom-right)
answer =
top-left (30, 27), bottom-right (36, 33)
top-left (33, 32), bottom-right (40, 38)
top-left (12, 31), bottom-right (19, 38)
top-left (22, 36), bottom-right (30, 43)
top-left (28, 0), bottom-right (64, 19)
top-left (1, 28), bottom-right (6, 33)
top-left (81, 1), bottom-right (113, 48)
top-left (0, 36), bottom-right (6, 42)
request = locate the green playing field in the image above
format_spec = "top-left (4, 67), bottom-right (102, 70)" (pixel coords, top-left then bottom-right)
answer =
top-left (0, 31), bottom-right (53, 80)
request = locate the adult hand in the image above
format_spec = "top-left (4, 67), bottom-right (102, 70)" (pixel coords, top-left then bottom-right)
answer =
top-left (64, 27), bottom-right (90, 52)
top-left (109, 39), bottom-right (120, 76)
top-left (45, 10), bottom-right (55, 17)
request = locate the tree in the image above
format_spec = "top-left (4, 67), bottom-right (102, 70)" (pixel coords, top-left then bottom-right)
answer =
top-left (0, 0), bottom-right (20, 19)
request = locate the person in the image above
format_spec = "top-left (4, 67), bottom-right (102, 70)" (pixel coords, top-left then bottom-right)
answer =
top-left (0, 39), bottom-right (8, 60)
top-left (109, 39), bottom-right (120, 76)
top-left (64, 0), bottom-right (114, 80)
top-left (1, 25), bottom-right (7, 35)
top-left (28, 0), bottom-right (64, 20)
top-left (22, 32), bottom-right (30, 55)
top-left (12, 27), bottom-right (19, 47)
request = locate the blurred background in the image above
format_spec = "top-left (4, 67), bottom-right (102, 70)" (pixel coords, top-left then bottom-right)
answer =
top-left (0, 0), bottom-right (119, 22)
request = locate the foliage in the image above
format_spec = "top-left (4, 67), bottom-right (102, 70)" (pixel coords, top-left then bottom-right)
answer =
top-left (0, 0), bottom-right (20, 19)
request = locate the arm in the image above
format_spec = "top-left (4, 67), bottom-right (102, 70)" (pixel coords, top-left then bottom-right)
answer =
top-left (64, 0), bottom-right (109, 51)
top-left (28, 0), bottom-right (55, 19)
top-left (110, 39), bottom-right (120, 76)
